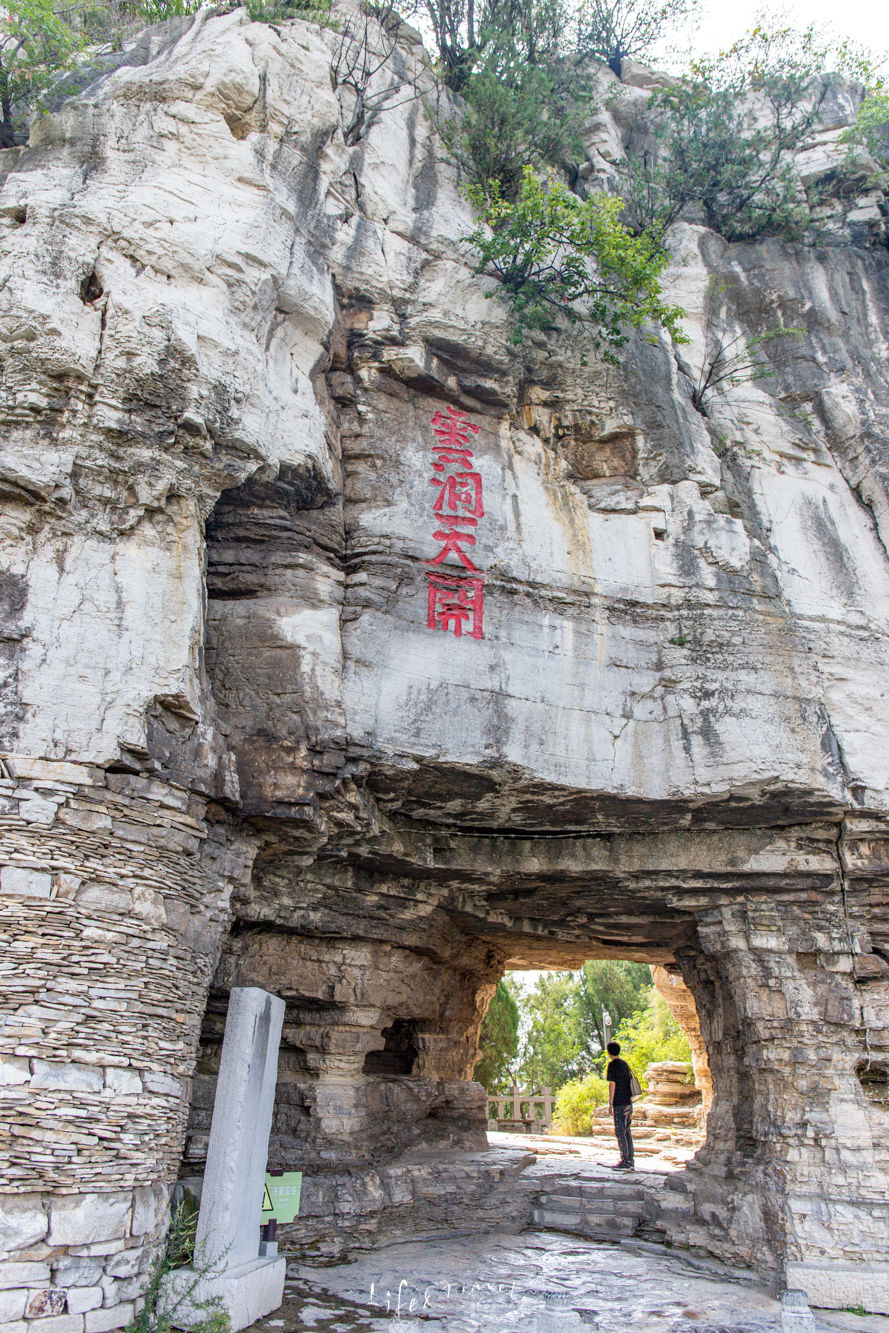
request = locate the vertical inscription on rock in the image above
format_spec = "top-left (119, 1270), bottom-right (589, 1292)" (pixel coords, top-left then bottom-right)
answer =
top-left (425, 405), bottom-right (486, 640)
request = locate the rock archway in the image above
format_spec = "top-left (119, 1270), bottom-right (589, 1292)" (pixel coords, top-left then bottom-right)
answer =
top-left (187, 370), bottom-right (889, 1310)
top-left (178, 771), bottom-right (889, 1301)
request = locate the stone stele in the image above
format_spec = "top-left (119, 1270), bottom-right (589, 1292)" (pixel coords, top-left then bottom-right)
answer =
top-left (1, 1), bottom-right (889, 1326)
top-left (160, 987), bottom-right (286, 1330)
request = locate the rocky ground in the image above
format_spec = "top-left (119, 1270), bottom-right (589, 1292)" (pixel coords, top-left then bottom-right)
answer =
top-left (489, 1127), bottom-right (702, 1171)
top-left (247, 1229), bottom-right (889, 1331)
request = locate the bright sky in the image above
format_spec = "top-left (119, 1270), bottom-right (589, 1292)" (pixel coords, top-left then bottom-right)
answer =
top-left (665, 0), bottom-right (889, 67)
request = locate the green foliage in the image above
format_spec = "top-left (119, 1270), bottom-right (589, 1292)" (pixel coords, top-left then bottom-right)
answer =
top-left (552, 1071), bottom-right (609, 1134)
top-left (419, 0), bottom-right (546, 93)
top-left (621, 25), bottom-right (878, 242)
top-left (612, 989), bottom-right (692, 1092)
top-left (0, 0), bottom-right (81, 146)
top-left (133, 0), bottom-right (203, 24)
top-left (474, 978), bottom-right (520, 1091)
top-left (494, 969), bottom-right (695, 1104)
top-left (466, 167), bottom-right (687, 351)
top-left (514, 970), bottom-right (584, 1092)
top-left (430, 0), bottom-right (593, 197)
top-left (574, 0), bottom-right (698, 78)
top-left (443, 35), bottom-right (589, 200)
top-left (842, 87), bottom-right (889, 182)
top-left (243, 0), bottom-right (328, 22)
top-left (125, 1203), bottom-right (230, 1333)
top-left (427, 0), bottom-right (685, 356)
top-left (576, 959), bottom-right (651, 1056)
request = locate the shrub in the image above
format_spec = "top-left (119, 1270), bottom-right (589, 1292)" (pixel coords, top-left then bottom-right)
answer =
top-left (553, 1072), bottom-right (610, 1135)
top-left (574, 0), bottom-right (699, 78)
top-left (620, 25), bottom-right (878, 242)
top-left (466, 166), bottom-right (687, 351)
top-left (244, 0), bottom-right (329, 22)
top-left (125, 1203), bottom-right (229, 1333)
top-left (842, 87), bottom-right (889, 184)
top-left (132, 0), bottom-right (203, 23)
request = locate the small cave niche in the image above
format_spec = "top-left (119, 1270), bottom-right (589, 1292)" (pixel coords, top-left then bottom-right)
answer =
top-left (363, 1019), bottom-right (419, 1076)
top-left (857, 1059), bottom-right (889, 1110)
top-left (79, 270), bottom-right (104, 304)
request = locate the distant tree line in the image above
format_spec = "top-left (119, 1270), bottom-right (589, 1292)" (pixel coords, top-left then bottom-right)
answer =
top-left (474, 964), bottom-right (695, 1137)
top-left (474, 960), bottom-right (689, 1093)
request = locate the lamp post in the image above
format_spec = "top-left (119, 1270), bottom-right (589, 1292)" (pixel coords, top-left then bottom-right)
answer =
top-left (602, 1008), bottom-right (612, 1050)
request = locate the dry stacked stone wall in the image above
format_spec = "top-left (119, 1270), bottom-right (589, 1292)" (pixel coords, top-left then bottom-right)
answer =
top-left (0, 758), bottom-right (252, 1331)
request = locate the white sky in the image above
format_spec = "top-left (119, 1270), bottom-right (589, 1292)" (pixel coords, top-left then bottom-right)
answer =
top-left (665, 0), bottom-right (889, 67)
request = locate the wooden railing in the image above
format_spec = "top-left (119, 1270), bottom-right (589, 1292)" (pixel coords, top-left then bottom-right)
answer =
top-left (487, 1086), bottom-right (554, 1133)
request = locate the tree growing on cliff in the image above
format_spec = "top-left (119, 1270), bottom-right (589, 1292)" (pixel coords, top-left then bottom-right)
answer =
top-left (331, 0), bottom-right (428, 145)
top-left (619, 25), bottom-right (879, 241)
top-left (575, 0), bottom-right (698, 78)
top-left (0, 0), bottom-right (80, 146)
top-left (425, 0), bottom-right (686, 351)
top-left (474, 978), bottom-right (520, 1090)
top-left (441, 22), bottom-right (590, 200)
top-left (842, 86), bottom-right (889, 185)
top-left (428, 0), bottom-right (595, 196)
top-left (467, 167), bottom-right (687, 350)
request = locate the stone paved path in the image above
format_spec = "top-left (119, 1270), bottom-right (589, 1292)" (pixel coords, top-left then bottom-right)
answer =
top-left (247, 1230), bottom-right (889, 1332)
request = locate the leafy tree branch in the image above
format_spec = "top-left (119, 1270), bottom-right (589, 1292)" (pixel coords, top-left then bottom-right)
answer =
top-left (619, 24), bottom-right (883, 242)
top-left (574, 0), bottom-right (698, 78)
top-left (466, 167), bottom-right (687, 352)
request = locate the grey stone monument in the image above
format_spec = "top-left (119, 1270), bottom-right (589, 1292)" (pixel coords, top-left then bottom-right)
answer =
top-left (161, 987), bottom-right (287, 1331)
top-left (780, 1289), bottom-right (817, 1333)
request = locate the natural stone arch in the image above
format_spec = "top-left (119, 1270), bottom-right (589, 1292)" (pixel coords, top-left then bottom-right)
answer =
top-left (175, 796), bottom-right (889, 1300)
top-left (192, 459), bottom-right (889, 1301)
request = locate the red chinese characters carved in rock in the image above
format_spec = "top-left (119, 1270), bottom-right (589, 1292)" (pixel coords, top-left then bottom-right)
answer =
top-left (425, 405), bottom-right (486, 639)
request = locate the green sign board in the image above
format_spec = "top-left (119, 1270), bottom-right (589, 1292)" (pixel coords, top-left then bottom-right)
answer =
top-left (261, 1171), bottom-right (302, 1225)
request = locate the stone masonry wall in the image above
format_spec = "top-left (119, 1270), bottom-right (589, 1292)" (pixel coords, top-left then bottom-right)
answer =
top-left (0, 757), bottom-right (253, 1331)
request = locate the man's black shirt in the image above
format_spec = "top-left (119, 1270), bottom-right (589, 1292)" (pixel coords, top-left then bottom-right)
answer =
top-left (606, 1057), bottom-right (632, 1108)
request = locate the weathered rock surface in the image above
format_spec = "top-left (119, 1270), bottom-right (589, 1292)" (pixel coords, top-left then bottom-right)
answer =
top-left (1, 3), bottom-right (889, 1324)
top-left (638, 1061), bottom-right (701, 1128)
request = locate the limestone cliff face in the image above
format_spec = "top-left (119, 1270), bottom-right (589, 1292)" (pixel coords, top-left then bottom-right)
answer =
top-left (2, 9), bottom-right (888, 817)
top-left (2, 6), bottom-right (889, 1321)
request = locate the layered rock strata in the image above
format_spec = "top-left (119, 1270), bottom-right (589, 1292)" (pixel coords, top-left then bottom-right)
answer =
top-left (637, 1062), bottom-right (701, 1128)
top-left (1, 5), bottom-right (889, 1325)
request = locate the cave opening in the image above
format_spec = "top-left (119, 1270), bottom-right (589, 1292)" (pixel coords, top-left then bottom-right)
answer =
top-left (363, 1019), bottom-right (420, 1076)
top-left (480, 958), bottom-right (711, 1162)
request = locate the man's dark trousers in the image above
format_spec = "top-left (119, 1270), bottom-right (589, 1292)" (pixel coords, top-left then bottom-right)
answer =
top-left (613, 1103), bottom-right (634, 1166)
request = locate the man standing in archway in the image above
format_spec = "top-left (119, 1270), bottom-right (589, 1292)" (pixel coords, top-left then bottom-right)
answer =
top-left (606, 1041), bottom-right (635, 1171)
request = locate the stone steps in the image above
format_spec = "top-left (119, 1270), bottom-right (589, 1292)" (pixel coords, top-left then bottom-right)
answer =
top-left (532, 1204), bottom-right (639, 1238)
top-left (528, 1166), bottom-right (666, 1244)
